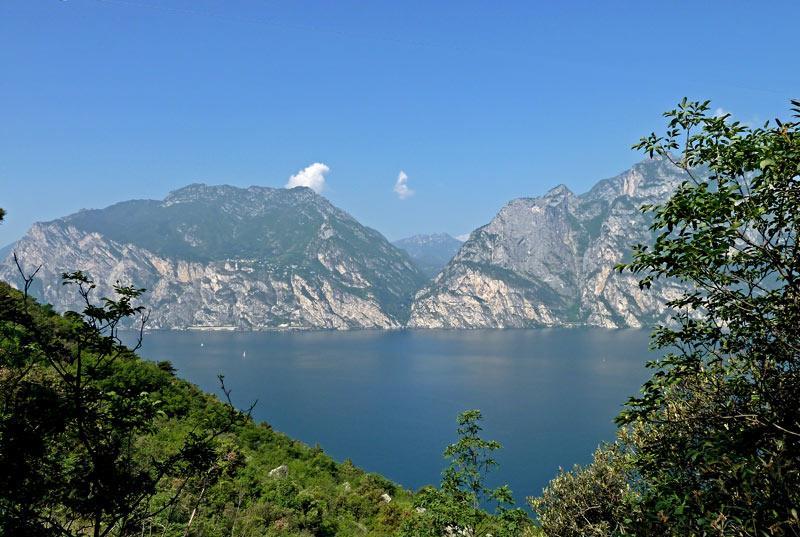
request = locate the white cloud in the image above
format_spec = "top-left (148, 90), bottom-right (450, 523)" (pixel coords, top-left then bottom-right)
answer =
top-left (393, 170), bottom-right (414, 200)
top-left (456, 233), bottom-right (470, 242)
top-left (714, 107), bottom-right (731, 118)
top-left (286, 162), bottom-right (329, 193)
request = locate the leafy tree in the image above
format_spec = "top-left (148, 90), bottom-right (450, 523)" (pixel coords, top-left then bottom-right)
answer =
top-left (618, 98), bottom-right (800, 535)
top-left (531, 98), bottom-right (800, 536)
top-left (529, 440), bottom-right (641, 536)
top-left (442, 410), bottom-right (509, 511)
top-left (0, 269), bottom-right (250, 536)
top-left (403, 409), bottom-right (531, 537)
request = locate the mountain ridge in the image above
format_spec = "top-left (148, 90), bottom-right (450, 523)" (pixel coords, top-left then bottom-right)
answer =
top-left (1, 184), bottom-right (426, 329)
top-left (408, 157), bottom-right (688, 328)
top-left (392, 233), bottom-right (463, 278)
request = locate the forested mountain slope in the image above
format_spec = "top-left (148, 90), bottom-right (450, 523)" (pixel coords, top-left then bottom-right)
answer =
top-left (0, 281), bottom-right (415, 535)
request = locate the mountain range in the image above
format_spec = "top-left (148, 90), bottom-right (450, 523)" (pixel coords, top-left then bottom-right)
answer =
top-left (392, 233), bottom-right (463, 278)
top-left (1, 158), bottom-right (688, 329)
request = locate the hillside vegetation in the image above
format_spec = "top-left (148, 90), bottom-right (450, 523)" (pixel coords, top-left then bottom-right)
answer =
top-left (0, 278), bottom-right (423, 536)
top-left (0, 272), bottom-right (532, 536)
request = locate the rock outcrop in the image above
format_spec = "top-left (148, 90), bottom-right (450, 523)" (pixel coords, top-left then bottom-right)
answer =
top-left (268, 465), bottom-right (288, 478)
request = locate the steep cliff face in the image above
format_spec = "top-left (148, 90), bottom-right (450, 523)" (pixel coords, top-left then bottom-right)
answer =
top-left (2, 184), bottom-right (426, 329)
top-left (408, 158), bottom-right (688, 328)
top-left (392, 233), bottom-right (463, 278)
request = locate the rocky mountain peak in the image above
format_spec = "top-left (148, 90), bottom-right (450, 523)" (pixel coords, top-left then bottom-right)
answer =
top-left (582, 157), bottom-right (689, 206)
top-left (408, 158), bottom-right (688, 329)
top-left (2, 183), bottom-right (425, 330)
top-left (397, 233), bottom-right (457, 245)
top-left (164, 183), bottom-right (243, 205)
top-left (544, 183), bottom-right (574, 199)
top-left (2, 158), bottom-right (692, 331)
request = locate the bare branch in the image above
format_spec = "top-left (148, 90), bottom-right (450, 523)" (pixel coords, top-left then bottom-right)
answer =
top-left (13, 251), bottom-right (41, 307)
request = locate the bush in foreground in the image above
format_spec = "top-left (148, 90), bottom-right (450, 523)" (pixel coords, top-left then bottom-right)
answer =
top-left (531, 99), bottom-right (800, 536)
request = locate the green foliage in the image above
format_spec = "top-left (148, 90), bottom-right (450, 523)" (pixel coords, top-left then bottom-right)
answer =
top-left (0, 278), bottom-right (417, 536)
top-left (529, 441), bottom-right (641, 537)
top-left (531, 98), bottom-right (800, 536)
top-left (401, 410), bottom-right (532, 537)
top-left (442, 410), bottom-right (506, 509)
top-left (619, 98), bottom-right (800, 535)
top-left (0, 271), bottom-right (250, 536)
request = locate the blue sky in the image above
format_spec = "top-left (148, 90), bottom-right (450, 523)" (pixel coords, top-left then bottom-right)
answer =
top-left (1, 0), bottom-right (798, 244)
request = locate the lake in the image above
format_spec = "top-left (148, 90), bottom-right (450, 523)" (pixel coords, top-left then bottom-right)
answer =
top-left (129, 328), bottom-right (655, 505)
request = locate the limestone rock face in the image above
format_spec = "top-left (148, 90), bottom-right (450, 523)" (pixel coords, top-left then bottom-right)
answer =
top-left (268, 465), bottom-right (288, 478)
top-left (408, 158), bottom-right (688, 328)
top-left (1, 184), bottom-right (425, 330)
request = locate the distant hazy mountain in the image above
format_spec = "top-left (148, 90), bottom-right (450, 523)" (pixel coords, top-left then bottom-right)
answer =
top-left (392, 233), bottom-right (463, 278)
top-left (0, 242), bottom-right (13, 263)
top-left (1, 184), bottom-right (426, 329)
top-left (408, 158), bottom-right (689, 328)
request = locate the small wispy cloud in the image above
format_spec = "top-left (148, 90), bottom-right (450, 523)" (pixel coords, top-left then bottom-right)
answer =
top-left (714, 107), bottom-right (731, 118)
top-left (456, 233), bottom-right (470, 242)
top-left (393, 170), bottom-right (414, 200)
top-left (286, 162), bottom-right (330, 193)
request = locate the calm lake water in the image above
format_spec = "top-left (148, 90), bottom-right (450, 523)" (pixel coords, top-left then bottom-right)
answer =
top-left (129, 328), bottom-right (654, 505)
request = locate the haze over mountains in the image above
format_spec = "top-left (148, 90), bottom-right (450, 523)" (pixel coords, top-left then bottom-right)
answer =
top-left (2, 158), bottom-right (688, 329)
top-left (392, 233), bottom-right (463, 278)
top-left (0, 243), bottom-right (12, 263)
